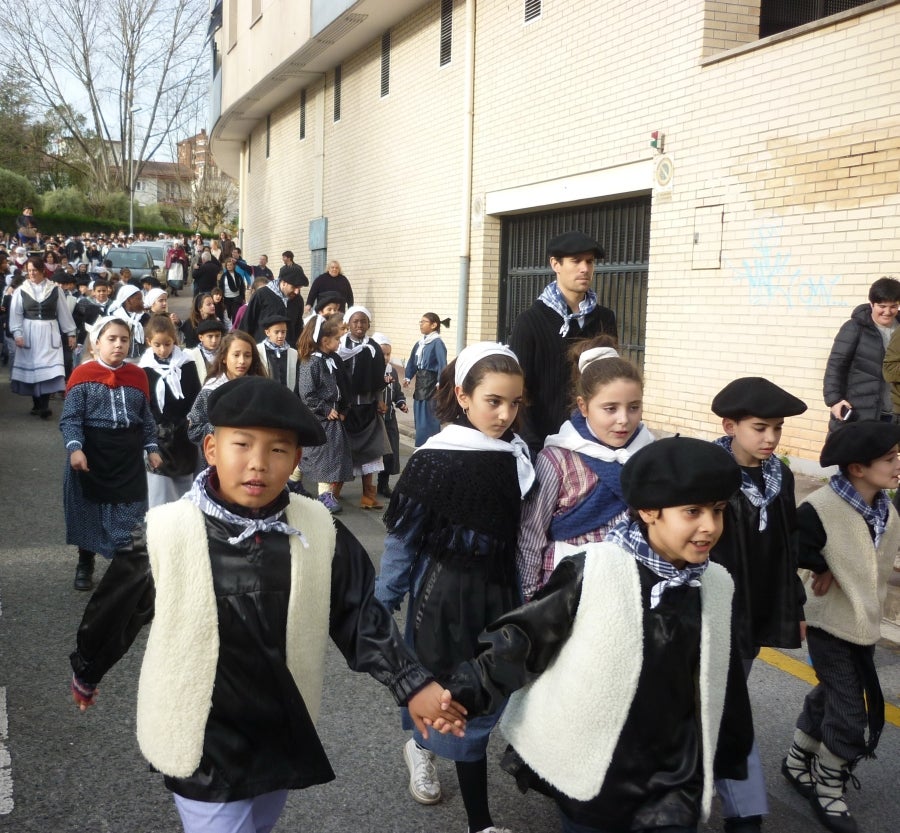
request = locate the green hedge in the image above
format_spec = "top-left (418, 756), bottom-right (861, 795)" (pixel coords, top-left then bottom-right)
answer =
top-left (0, 207), bottom-right (211, 239)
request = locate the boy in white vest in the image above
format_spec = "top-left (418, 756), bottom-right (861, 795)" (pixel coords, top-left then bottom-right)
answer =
top-left (69, 376), bottom-right (466, 833)
top-left (445, 437), bottom-right (754, 833)
top-left (257, 312), bottom-right (298, 392)
top-left (782, 420), bottom-right (900, 833)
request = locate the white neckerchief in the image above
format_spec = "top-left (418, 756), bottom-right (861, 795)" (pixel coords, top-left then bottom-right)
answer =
top-left (415, 331), bottom-right (440, 367)
top-left (19, 278), bottom-right (55, 303)
top-left (112, 306), bottom-right (145, 343)
top-left (139, 346), bottom-right (189, 411)
top-left (202, 373), bottom-right (230, 392)
top-left (337, 334), bottom-right (377, 361)
top-left (312, 351), bottom-right (337, 373)
top-left (544, 420), bottom-right (655, 463)
top-left (417, 423), bottom-right (535, 497)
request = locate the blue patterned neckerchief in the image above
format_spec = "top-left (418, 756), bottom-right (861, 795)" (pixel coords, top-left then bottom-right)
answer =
top-left (263, 338), bottom-right (286, 358)
top-left (829, 473), bottom-right (890, 547)
top-left (604, 518), bottom-right (708, 609)
top-left (537, 281), bottom-right (598, 337)
top-left (182, 467), bottom-right (309, 548)
top-left (714, 435), bottom-right (782, 531)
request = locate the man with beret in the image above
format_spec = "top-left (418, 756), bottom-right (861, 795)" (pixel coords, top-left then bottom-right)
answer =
top-left (509, 230), bottom-right (618, 456)
top-left (240, 262), bottom-right (308, 345)
top-left (446, 436), bottom-right (753, 833)
top-left (192, 251), bottom-right (221, 296)
top-left (68, 375), bottom-right (467, 833)
top-left (784, 420), bottom-right (900, 833)
top-left (710, 377), bottom-right (808, 833)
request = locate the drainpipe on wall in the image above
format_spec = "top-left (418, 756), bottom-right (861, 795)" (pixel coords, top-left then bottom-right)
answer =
top-left (456, 0), bottom-right (476, 354)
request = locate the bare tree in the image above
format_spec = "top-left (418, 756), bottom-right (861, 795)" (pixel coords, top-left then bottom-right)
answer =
top-left (192, 166), bottom-right (238, 233)
top-left (0, 0), bottom-right (209, 195)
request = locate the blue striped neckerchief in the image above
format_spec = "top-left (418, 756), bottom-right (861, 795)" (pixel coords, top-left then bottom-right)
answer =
top-left (829, 472), bottom-right (890, 547)
top-left (537, 281), bottom-right (598, 337)
top-left (181, 467), bottom-right (309, 548)
top-left (604, 518), bottom-right (708, 609)
top-left (714, 435), bottom-right (782, 531)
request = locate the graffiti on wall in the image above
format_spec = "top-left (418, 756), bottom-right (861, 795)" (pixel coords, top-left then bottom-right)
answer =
top-left (729, 221), bottom-right (844, 308)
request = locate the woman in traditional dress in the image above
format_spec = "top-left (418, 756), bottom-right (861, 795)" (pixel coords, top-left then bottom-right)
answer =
top-left (9, 255), bottom-right (77, 419)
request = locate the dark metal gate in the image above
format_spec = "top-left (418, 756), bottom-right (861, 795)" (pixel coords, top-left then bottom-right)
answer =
top-left (498, 196), bottom-right (651, 368)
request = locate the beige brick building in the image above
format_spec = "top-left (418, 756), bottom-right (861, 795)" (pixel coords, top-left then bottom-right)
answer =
top-left (210, 0), bottom-right (900, 470)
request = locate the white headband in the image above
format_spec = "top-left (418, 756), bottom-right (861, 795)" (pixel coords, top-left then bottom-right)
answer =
top-left (312, 314), bottom-right (325, 343)
top-left (144, 288), bottom-right (166, 308)
top-left (578, 346), bottom-right (619, 373)
top-left (87, 315), bottom-right (125, 344)
top-left (454, 341), bottom-right (520, 387)
top-left (343, 305), bottom-right (372, 324)
top-left (370, 331), bottom-right (390, 346)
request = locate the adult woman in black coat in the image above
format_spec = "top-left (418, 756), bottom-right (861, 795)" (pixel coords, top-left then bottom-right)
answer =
top-left (823, 276), bottom-right (900, 431)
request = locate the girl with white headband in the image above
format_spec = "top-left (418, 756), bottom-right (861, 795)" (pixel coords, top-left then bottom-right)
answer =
top-left (517, 335), bottom-right (654, 600)
top-left (296, 313), bottom-right (353, 514)
top-left (376, 341), bottom-right (535, 833)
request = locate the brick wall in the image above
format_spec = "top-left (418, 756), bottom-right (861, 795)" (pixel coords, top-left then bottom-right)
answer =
top-left (228, 0), bottom-right (900, 463)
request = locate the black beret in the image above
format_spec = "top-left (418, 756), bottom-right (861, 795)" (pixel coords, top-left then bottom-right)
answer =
top-left (278, 264), bottom-right (306, 286)
top-left (261, 313), bottom-right (290, 329)
top-left (820, 420), bottom-right (900, 468)
top-left (711, 377), bottom-right (807, 419)
top-left (547, 230), bottom-right (605, 260)
top-left (314, 291), bottom-right (346, 311)
top-left (621, 437), bottom-right (741, 508)
top-left (196, 317), bottom-right (227, 334)
top-left (208, 376), bottom-right (326, 446)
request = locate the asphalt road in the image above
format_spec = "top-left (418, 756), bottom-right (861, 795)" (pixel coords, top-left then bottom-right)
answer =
top-left (0, 299), bottom-right (898, 832)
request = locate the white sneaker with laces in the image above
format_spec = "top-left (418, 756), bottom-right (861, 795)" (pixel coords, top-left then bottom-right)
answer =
top-left (403, 738), bottom-right (441, 804)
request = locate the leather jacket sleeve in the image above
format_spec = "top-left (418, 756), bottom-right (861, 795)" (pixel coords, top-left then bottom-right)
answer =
top-left (328, 520), bottom-right (433, 705)
top-left (69, 525), bottom-right (156, 686)
top-left (445, 554), bottom-right (585, 715)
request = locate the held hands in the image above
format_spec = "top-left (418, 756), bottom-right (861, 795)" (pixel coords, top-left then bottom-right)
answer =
top-left (69, 449), bottom-right (89, 471)
top-left (407, 683), bottom-right (467, 740)
top-left (147, 452), bottom-right (163, 471)
top-left (398, 402), bottom-right (409, 413)
top-left (327, 408), bottom-right (340, 420)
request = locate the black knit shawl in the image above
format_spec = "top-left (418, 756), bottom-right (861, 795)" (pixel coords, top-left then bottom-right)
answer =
top-left (382, 449), bottom-right (522, 583)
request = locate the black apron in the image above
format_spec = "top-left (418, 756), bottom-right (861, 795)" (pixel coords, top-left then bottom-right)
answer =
top-left (79, 424), bottom-right (147, 503)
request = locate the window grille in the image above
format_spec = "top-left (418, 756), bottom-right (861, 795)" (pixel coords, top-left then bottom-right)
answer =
top-left (300, 89), bottom-right (306, 140)
top-left (760, 0), bottom-right (871, 37)
top-left (440, 0), bottom-right (453, 66)
top-left (334, 65), bottom-right (342, 122)
top-left (381, 31), bottom-right (390, 98)
top-left (524, 0), bottom-right (541, 23)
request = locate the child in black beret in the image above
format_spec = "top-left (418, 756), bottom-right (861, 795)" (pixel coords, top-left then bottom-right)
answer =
top-left (68, 376), bottom-right (466, 833)
top-left (709, 376), bottom-right (807, 832)
top-left (782, 420), bottom-right (900, 833)
top-left (445, 436), bottom-right (754, 833)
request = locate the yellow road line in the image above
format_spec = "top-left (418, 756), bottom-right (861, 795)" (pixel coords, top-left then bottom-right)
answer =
top-left (758, 647), bottom-right (900, 728)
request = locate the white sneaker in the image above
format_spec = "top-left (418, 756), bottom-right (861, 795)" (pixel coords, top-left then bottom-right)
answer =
top-left (403, 738), bottom-right (441, 804)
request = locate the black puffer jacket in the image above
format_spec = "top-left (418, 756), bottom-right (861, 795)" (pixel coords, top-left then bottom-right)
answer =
top-left (823, 303), bottom-right (897, 428)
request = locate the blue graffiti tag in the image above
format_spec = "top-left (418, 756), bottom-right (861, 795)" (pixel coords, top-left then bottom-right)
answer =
top-left (730, 223), bottom-right (844, 308)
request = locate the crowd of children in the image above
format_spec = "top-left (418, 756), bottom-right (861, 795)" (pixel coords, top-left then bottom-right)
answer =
top-left (34, 259), bottom-right (898, 833)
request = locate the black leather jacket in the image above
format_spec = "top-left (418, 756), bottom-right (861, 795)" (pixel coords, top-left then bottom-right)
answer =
top-left (71, 511), bottom-right (432, 801)
top-left (712, 462), bottom-right (806, 658)
top-left (447, 554), bottom-right (752, 829)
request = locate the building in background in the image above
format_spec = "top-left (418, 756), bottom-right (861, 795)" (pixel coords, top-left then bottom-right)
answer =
top-left (207, 0), bottom-right (900, 470)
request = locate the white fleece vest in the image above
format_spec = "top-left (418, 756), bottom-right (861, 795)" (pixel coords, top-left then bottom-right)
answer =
top-left (257, 343), bottom-right (298, 389)
top-left (500, 543), bottom-right (734, 820)
top-left (136, 495), bottom-right (336, 777)
top-left (802, 486), bottom-right (900, 646)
